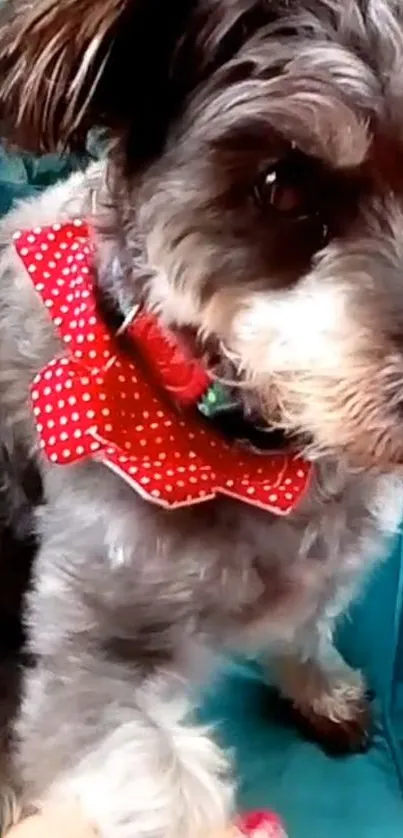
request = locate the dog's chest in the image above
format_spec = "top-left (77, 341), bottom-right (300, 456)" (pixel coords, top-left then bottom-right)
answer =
top-left (170, 473), bottom-right (389, 647)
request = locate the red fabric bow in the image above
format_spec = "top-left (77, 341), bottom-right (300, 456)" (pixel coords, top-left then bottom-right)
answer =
top-left (14, 220), bottom-right (311, 512)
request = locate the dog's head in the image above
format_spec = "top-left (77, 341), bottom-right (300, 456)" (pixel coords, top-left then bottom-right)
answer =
top-left (3, 0), bottom-right (403, 468)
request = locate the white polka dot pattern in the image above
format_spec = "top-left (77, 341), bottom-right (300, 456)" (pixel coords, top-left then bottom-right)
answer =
top-left (14, 220), bottom-right (312, 513)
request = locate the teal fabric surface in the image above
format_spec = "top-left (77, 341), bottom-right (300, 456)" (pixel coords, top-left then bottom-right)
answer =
top-left (0, 147), bottom-right (86, 215)
top-left (200, 664), bottom-right (403, 838)
top-left (199, 540), bottom-right (403, 838)
top-left (1, 148), bottom-right (403, 837)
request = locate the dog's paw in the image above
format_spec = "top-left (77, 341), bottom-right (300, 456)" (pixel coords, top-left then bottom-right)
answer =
top-left (292, 675), bottom-right (372, 755)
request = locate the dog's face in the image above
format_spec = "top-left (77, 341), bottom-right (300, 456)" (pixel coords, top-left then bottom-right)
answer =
top-left (3, 0), bottom-right (403, 468)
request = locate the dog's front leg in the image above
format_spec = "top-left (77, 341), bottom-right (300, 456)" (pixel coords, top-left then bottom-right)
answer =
top-left (16, 510), bottom-right (233, 838)
top-left (269, 625), bottom-right (371, 754)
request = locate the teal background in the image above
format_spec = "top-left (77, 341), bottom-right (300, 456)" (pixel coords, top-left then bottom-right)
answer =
top-left (1, 147), bottom-right (402, 838)
top-left (200, 537), bottom-right (403, 838)
top-left (0, 147), bottom-right (86, 215)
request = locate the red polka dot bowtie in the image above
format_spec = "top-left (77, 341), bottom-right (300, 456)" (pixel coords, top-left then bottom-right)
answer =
top-left (14, 220), bottom-right (311, 513)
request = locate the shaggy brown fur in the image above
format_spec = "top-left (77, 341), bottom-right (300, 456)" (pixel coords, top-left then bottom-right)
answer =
top-left (0, 0), bottom-right (193, 155)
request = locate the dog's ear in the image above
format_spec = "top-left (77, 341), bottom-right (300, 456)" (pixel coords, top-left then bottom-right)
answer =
top-left (0, 0), bottom-right (193, 156)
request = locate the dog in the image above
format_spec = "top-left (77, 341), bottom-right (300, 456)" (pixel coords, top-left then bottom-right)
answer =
top-left (0, 0), bottom-right (402, 835)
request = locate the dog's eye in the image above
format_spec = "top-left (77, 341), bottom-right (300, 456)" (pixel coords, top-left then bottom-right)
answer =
top-left (254, 150), bottom-right (322, 221)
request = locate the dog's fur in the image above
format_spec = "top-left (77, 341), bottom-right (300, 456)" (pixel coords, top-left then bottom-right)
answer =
top-left (0, 0), bottom-right (403, 835)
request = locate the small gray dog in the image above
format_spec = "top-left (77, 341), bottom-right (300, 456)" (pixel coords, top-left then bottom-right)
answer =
top-left (0, 0), bottom-right (402, 835)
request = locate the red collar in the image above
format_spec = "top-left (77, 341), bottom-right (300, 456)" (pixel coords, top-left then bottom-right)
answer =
top-left (14, 219), bottom-right (311, 513)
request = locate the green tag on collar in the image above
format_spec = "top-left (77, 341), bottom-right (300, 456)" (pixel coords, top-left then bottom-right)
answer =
top-left (197, 382), bottom-right (239, 419)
